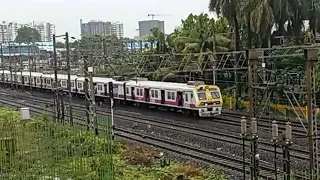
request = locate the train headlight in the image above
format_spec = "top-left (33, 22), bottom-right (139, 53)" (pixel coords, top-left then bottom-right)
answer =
top-left (200, 102), bottom-right (205, 106)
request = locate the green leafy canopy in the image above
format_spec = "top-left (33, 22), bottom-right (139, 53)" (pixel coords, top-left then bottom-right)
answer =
top-left (15, 26), bottom-right (41, 43)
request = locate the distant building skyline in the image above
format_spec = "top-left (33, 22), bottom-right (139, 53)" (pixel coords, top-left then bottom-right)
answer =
top-left (138, 20), bottom-right (165, 38)
top-left (0, 21), bottom-right (55, 43)
top-left (80, 19), bottom-right (124, 38)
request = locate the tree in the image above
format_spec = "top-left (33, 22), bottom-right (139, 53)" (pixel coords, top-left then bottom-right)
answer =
top-left (55, 42), bottom-right (65, 48)
top-left (171, 13), bottom-right (230, 53)
top-left (208, 0), bottom-right (320, 47)
top-left (209, 0), bottom-right (241, 50)
top-left (145, 13), bottom-right (231, 54)
top-left (15, 27), bottom-right (41, 43)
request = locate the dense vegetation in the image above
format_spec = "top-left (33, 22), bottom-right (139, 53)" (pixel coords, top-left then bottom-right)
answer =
top-left (0, 108), bottom-right (227, 179)
top-left (15, 27), bottom-right (41, 43)
top-left (71, 1), bottom-right (320, 98)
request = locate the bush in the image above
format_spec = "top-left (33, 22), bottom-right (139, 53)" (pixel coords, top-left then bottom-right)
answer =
top-left (0, 108), bottom-right (227, 180)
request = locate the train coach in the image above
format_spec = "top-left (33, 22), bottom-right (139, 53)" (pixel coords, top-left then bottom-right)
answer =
top-left (0, 71), bottom-right (223, 117)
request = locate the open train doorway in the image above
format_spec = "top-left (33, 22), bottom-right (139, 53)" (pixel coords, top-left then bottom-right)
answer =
top-left (144, 88), bottom-right (150, 102)
top-left (131, 87), bottom-right (135, 100)
top-left (177, 91), bottom-right (183, 106)
top-left (161, 90), bottom-right (165, 104)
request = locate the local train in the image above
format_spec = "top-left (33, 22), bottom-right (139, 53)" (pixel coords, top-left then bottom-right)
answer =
top-left (0, 70), bottom-right (223, 117)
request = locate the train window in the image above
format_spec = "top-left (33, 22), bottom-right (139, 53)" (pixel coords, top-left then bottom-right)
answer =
top-left (78, 82), bottom-right (82, 89)
top-left (211, 91), bottom-right (220, 98)
top-left (47, 79), bottom-right (51, 84)
top-left (71, 82), bottom-right (75, 88)
top-left (126, 87), bottom-right (129, 94)
top-left (41, 78), bottom-right (43, 83)
top-left (155, 90), bottom-right (158, 98)
top-left (98, 84), bottom-right (103, 91)
top-left (139, 89), bottom-right (143, 96)
top-left (24, 77), bottom-right (28, 82)
top-left (197, 92), bottom-right (206, 100)
top-left (191, 93), bottom-right (193, 99)
top-left (185, 93), bottom-right (189, 101)
top-left (167, 91), bottom-right (171, 99)
top-left (151, 90), bottom-right (154, 97)
top-left (31, 78), bottom-right (33, 83)
top-left (36, 78), bottom-right (40, 84)
top-left (61, 81), bottom-right (66, 87)
top-left (171, 92), bottom-right (175, 100)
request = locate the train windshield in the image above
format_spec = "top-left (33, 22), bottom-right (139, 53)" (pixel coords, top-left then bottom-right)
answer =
top-left (197, 92), bottom-right (206, 100)
top-left (211, 91), bottom-right (220, 99)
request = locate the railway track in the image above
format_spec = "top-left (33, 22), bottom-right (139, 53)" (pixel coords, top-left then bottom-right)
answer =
top-left (0, 95), bottom-right (279, 179)
top-left (0, 90), bottom-right (311, 179)
top-left (0, 90), bottom-right (310, 159)
top-left (0, 90), bottom-right (311, 160)
top-left (223, 110), bottom-right (312, 136)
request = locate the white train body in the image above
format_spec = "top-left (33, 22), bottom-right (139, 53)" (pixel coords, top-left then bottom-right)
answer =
top-left (1, 71), bottom-right (223, 117)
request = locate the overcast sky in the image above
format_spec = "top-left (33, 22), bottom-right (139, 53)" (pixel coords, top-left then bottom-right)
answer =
top-left (0, 0), bottom-right (216, 38)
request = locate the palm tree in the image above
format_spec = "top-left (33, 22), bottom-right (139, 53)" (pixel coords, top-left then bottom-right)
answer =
top-left (241, 0), bottom-right (275, 47)
top-left (209, 0), bottom-right (241, 50)
top-left (172, 13), bottom-right (231, 53)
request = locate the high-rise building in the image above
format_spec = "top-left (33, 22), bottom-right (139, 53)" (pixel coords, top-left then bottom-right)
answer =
top-left (45, 23), bottom-right (55, 42)
top-left (138, 20), bottom-right (165, 37)
top-left (80, 19), bottom-right (124, 38)
top-left (0, 21), bottom-right (55, 43)
top-left (111, 22), bottom-right (124, 38)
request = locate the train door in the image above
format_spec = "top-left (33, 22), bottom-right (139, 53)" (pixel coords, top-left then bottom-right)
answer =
top-left (144, 88), bottom-right (150, 102)
top-left (161, 90), bottom-right (165, 104)
top-left (123, 83), bottom-right (127, 102)
top-left (33, 77), bottom-right (36, 86)
top-left (131, 87), bottom-right (135, 100)
top-left (177, 91), bottom-right (183, 106)
top-left (21, 76), bottom-right (25, 86)
top-left (40, 76), bottom-right (43, 88)
top-left (75, 79), bottom-right (78, 93)
top-left (104, 83), bottom-right (108, 96)
top-left (93, 83), bottom-right (97, 94)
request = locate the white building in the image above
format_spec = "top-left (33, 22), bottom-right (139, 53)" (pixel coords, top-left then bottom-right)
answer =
top-left (111, 22), bottom-right (124, 38)
top-left (0, 21), bottom-right (55, 43)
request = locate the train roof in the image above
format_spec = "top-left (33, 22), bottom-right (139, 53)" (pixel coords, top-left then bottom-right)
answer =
top-left (126, 80), bottom-right (195, 91)
top-left (1, 71), bottom-right (219, 91)
top-left (93, 77), bottom-right (114, 83)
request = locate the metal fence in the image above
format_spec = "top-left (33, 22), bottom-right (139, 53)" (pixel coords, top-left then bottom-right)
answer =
top-left (0, 109), bottom-right (114, 180)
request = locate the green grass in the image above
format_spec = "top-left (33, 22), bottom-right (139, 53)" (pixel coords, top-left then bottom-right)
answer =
top-left (0, 107), bottom-right (227, 180)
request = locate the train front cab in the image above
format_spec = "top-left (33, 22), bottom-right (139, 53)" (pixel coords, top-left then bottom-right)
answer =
top-left (195, 85), bottom-right (223, 117)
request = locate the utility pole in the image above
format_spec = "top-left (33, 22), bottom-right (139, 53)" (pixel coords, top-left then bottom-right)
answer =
top-left (247, 49), bottom-right (258, 118)
top-left (83, 54), bottom-right (97, 134)
top-left (0, 24), bottom-right (4, 88)
top-left (65, 32), bottom-right (73, 125)
top-left (82, 39), bottom-right (98, 134)
top-left (52, 34), bottom-right (60, 122)
top-left (9, 42), bottom-right (13, 90)
top-left (13, 44), bottom-right (18, 90)
top-left (212, 65), bottom-right (216, 84)
top-left (19, 43), bottom-right (23, 92)
top-left (28, 42), bottom-right (33, 94)
top-left (0, 43), bottom-right (3, 88)
top-left (305, 48), bottom-right (318, 180)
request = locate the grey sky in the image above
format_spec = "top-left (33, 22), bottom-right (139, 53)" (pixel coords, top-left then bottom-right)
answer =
top-left (1, 0), bottom-right (216, 38)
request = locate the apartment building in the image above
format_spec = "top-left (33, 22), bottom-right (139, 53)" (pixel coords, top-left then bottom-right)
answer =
top-left (111, 22), bottom-right (124, 38)
top-left (80, 19), bottom-right (124, 38)
top-left (138, 20), bottom-right (165, 37)
top-left (0, 21), bottom-right (55, 43)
